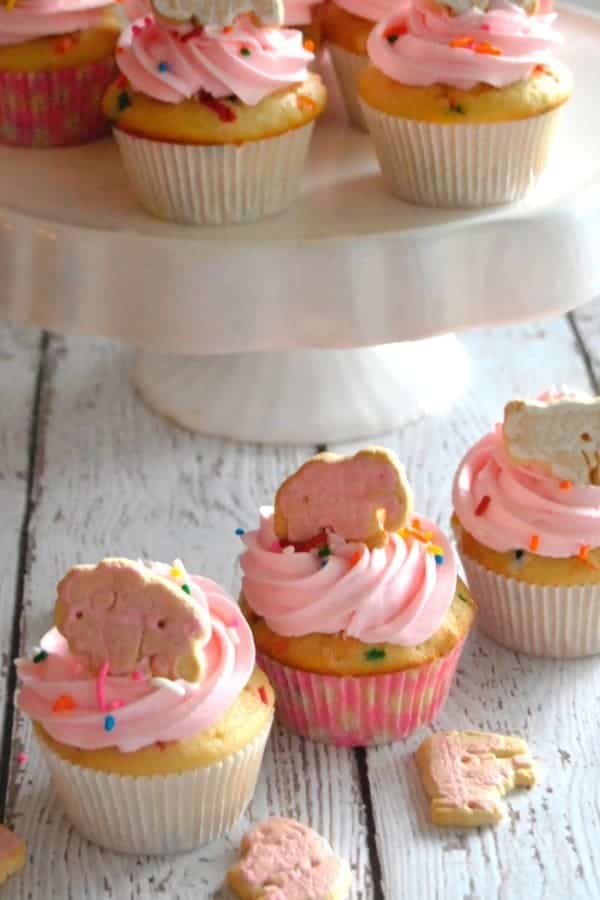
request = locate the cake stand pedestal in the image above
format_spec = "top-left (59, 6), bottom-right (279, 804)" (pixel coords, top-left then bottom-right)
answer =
top-left (0, 3), bottom-right (599, 443)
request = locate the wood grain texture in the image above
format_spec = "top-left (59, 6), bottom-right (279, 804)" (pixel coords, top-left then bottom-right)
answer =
top-left (330, 307), bottom-right (600, 900)
top-left (0, 325), bottom-right (42, 819)
top-left (3, 334), bottom-right (371, 900)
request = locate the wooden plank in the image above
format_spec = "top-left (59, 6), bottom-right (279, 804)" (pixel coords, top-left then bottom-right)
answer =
top-left (0, 325), bottom-right (43, 819)
top-left (330, 313), bottom-right (600, 900)
top-left (4, 334), bottom-right (372, 899)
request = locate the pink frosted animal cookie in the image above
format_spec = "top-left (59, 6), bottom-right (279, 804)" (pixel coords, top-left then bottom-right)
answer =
top-left (55, 558), bottom-right (211, 681)
top-left (503, 396), bottom-right (600, 485)
top-left (0, 826), bottom-right (26, 886)
top-left (227, 817), bottom-right (352, 900)
top-left (416, 731), bottom-right (537, 827)
top-left (274, 447), bottom-right (412, 549)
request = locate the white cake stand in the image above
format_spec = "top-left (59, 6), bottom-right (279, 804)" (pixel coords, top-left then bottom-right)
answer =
top-left (0, 2), bottom-right (599, 443)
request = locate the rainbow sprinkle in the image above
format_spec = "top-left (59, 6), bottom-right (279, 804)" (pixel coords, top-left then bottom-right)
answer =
top-left (53, 695), bottom-right (76, 713)
top-left (365, 647), bottom-right (386, 662)
top-left (181, 583), bottom-right (191, 595)
top-left (235, 528), bottom-right (245, 536)
top-left (33, 650), bottom-right (48, 664)
top-left (17, 753), bottom-right (28, 765)
top-left (258, 686), bottom-right (269, 705)
top-left (529, 534), bottom-right (540, 552)
top-left (435, 554), bottom-right (444, 565)
top-left (560, 481), bottom-right (573, 491)
top-left (104, 714), bottom-right (116, 732)
top-left (158, 61), bottom-right (169, 72)
top-left (475, 495), bottom-right (491, 516)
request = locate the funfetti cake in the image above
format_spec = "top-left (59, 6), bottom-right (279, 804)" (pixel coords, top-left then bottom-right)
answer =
top-left (240, 447), bottom-right (476, 747)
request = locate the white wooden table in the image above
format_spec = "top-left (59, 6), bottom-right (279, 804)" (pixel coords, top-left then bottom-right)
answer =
top-left (1, 300), bottom-right (600, 900)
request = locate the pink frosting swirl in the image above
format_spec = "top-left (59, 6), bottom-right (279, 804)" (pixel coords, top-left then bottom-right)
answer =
top-left (283, 0), bottom-right (322, 27)
top-left (367, 0), bottom-right (562, 91)
top-left (334, 0), bottom-right (405, 25)
top-left (453, 426), bottom-right (600, 557)
top-left (240, 508), bottom-right (457, 646)
top-left (117, 14), bottom-right (312, 105)
top-left (0, 0), bottom-right (113, 47)
top-left (17, 565), bottom-right (255, 753)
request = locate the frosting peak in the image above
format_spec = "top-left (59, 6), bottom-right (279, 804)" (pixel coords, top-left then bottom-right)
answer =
top-left (17, 562), bottom-right (255, 752)
top-left (453, 426), bottom-right (600, 557)
top-left (116, 14), bottom-right (312, 105)
top-left (0, 0), bottom-right (114, 47)
top-left (240, 508), bottom-right (456, 646)
top-left (367, 0), bottom-right (562, 91)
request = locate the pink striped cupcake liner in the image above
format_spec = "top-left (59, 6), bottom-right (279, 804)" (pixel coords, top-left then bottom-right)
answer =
top-left (257, 638), bottom-right (466, 747)
top-left (0, 55), bottom-right (116, 148)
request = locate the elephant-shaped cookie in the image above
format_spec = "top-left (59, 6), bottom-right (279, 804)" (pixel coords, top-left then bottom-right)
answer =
top-left (274, 448), bottom-right (412, 549)
top-left (55, 557), bottom-right (211, 681)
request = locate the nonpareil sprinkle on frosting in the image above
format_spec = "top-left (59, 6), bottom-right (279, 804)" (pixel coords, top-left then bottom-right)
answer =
top-left (16, 562), bottom-right (255, 752)
top-left (240, 507), bottom-right (457, 646)
top-left (367, 0), bottom-right (562, 91)
top-left (116, 14), bottom-right (313, 105)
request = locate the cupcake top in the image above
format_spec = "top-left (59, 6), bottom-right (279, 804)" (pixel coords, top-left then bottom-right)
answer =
top-left (332, 0), bottom-right (402, 26)
top-left (240, 448), bottom-right (458, 646)
top-left (366, 0), bottom-right (563, 91)
top-left (453, 391), bottom-right (600, 558)
top-left (0, 0), bottom-right (114, 47)
top-left (17, 558), bottom-right (255, 752)
top-left (116, 13), bottom-right (313, 104)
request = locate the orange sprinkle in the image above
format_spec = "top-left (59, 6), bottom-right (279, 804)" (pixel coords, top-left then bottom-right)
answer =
top-left (560, 480), bottom-right (573, 491)
top-left (426, 544), bottom-right (444, 556)
top-left (223, 25), bottom-right (232, 32)
top-left (303, 38), bottom-right (315, 52)
top-left (578, 545), bottom-right (589, 562)
top-left (53, 694), bottom-right (76, 713)
top-left (450, 35), bottom-right (475, 49)
top-left (529, 534), bottom-right (540, 552)
top-left (350, 550), bottom-right (362, 567)
top-left (401, 526), bottom-right (432, 543)
top-left (412, 517), bottom-right (422, 530)
top-left (475, 41), bottom-right (503, 56)
top-left (297, 94), bottom-right (317, 112)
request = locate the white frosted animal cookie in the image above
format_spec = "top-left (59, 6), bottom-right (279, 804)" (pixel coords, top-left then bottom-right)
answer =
top-left (150, 0), bottom-right (284, 26)
top-left (437, 0), bottom-right (539, 14)
top-left (504, 396), bottom-right (600, 485)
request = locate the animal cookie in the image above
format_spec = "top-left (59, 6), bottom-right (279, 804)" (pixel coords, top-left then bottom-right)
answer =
top-left (0, 826), bottom-right (26, 886)
top-left (503, 396), bottom-right (600, 485)
top-left (274, 448), bottom-right (413, 549)
top-left (227, 817), bottom-right (352, 900)
top-left (415, 731), bottom-right (537, 827)
top-left (150, 0), bottom-right (284, 27)
top-left (55, 558), bottom-right (211, 681)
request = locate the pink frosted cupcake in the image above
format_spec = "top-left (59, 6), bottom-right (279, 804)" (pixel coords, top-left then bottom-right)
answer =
top-left (17, 558), bottom-right (274, 854)
top-left (239, 447), bottom-right (475, 746)
top-left (323, 0), bottom-right (404, 129)
top-left (0, 0), bottom-right (120, 147)
top-left (453, 390), bottom-right (600, 657)
top-left (103, 14), bottom-right (326, 224)
top-left (359, 0), bottom-right (572, 207)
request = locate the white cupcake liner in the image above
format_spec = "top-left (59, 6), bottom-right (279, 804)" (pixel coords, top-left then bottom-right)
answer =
top-left (328, 44), bottom-right (368, 131)
top-left (114, 124), bottom-right (314, 225)
top-left (460, 553), bottom-right (600, 658)
top-left (37, 719), bottom-right (272, 854)
top-left (359, 100), bottom-right (563, 208)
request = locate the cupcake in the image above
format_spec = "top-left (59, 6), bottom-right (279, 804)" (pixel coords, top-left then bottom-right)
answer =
top-left (323, 0), bottom-right (405, 130)
top-left (359, 0), bottom-right (573, 207)
top-left (0, 0), bottom-right (120, 147)
top-left (239, 448), bottom-right (475, 747)
top-left (453, 390), bottom-right (600, 657)
top-left (16, 557), bottom-right (274, 854)
top-left (103, 10), bottom-right (326, 225)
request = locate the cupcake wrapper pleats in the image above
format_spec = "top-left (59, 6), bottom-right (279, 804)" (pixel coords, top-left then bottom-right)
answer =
top-left (460, 553), bottom-right (600, 658)
top-left (256, 641), bottom-right (465, 747)
top-left (328, 44), bottom-right (368, 132)
top-left (359, 100), bottom-right (563, 208)
top-left (114, 123), bottom-right (315, 225)
top-left (0, 56), bottom-right (116, 148)
top-left (37, 719), bottom-right (273, 854)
